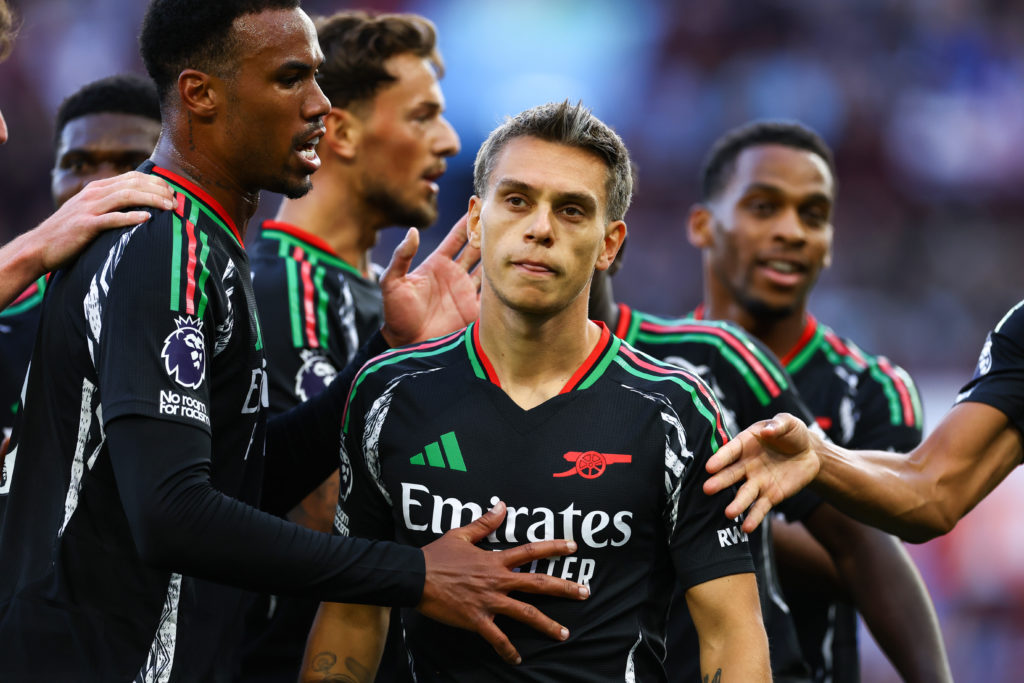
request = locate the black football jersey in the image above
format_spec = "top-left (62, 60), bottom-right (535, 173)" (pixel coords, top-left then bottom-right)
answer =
top-left (615, 303), bottom-right (814, 681)
top-left (693, 305), bottom-right (924, 683)
top-left (338, 321), bottom-right (753, 682)
top-left (0, 162), bottom-right (268, 680)
top-left (0, 276), bottom-right (46, 519)
top-left (249, 219), bottom-right (383, 415)
top-left (957, 299), bottom-right (1024, 444)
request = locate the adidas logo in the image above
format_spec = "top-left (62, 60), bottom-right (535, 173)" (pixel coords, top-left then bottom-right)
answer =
top-left (410, 431), bottom-right (466, 471)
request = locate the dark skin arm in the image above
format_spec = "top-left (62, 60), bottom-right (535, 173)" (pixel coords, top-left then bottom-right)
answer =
top-left (704, 402), bottom-right (1024, 542)
top-left (801, 504), bottom-right (952, 683)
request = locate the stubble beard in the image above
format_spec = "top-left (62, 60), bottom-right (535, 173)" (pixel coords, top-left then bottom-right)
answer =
top-left (364, 184), bottom-right (437, 229)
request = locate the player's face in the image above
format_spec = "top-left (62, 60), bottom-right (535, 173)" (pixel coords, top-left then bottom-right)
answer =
top-left (469, 136), bottom-right (625, 317)
top-left (700, 144), bottom-right (834, 318)
top-left (51, 112), bottom-right (161, 208)
top-left (222, 8), bottom-right (329, 199)
top-left (354, 53), bottom-right (460, 229)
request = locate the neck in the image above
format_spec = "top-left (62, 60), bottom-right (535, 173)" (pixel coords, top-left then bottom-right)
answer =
top-left (275, 167), bottom-right (378, 277)
top-left (478, 289), bottom-right (602, 411)
top-left (151, 134), bottom-right (259, 240)
top-left (702, 287), bottom-right (809, 359)
top-left (588, 271), bottom-right (619, 329)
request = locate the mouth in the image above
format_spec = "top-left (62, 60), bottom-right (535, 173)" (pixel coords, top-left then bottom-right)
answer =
top-left (421, 164), bottom-right (447, 194)
top-left (757, 257), bottom-right (808, 287)
top-left (294, 127), bottom-right (326, 172)
top-left (512, 259), bottom-right (557, 277)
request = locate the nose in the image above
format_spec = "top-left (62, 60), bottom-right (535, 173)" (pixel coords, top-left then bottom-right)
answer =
top-left (433, 116), bottom-right (460, 158)
top-left (305, 80), bottom-right (331, 121)
top-left (772, 206), bottom-right (807, 245)
top-left (525, 208), bottom-right (554, 246)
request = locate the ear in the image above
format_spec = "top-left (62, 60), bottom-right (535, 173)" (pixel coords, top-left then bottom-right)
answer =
top-left (322, 107), bottom-right (362, 161)
top-left (687, 204), bottom-right (715, 249)
top-left (467, 196), bottom-right (483, 248)
top-left (177, 69), bottom-right (218, 118)
top-left (595, 221), bottom-right (626, 272)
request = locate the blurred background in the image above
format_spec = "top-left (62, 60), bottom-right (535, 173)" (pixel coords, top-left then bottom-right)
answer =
top-left (2, 0), bottom-right (1023, 678)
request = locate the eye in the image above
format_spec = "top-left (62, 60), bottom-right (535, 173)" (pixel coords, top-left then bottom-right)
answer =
top-left (506, 196), bottom-right (527, 208)
top-left (800, 206), bottom-right (829, 228)
top-left (562, 206), bottom-right (585, 218)
top-left (745, 198), bottom-right (777, 218)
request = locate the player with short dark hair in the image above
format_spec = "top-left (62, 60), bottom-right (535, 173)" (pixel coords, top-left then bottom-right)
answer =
top-left (688, 119), bottom-right (951, 682)
top-left (0, 0), bottom-right (174, 309)
top-left (242, 10), bottom-right (460, 681)
top-left (1, 73), bottom-right (162, 503)
top-left (300, 101), bottom-right (770, 683)
top-left (0, 2), bottom-right (584, 679)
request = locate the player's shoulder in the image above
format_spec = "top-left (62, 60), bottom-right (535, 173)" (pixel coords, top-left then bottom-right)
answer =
top-left (992, 299), bottom-right (1024, 343)
top-left (610, 337), bottom-right (720, 405)
top-left (353, 327), bottom-right (469, 389)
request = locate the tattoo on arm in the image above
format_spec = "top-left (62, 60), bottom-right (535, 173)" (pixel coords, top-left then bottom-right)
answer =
top-left (309, 651), bottom-right (373, 683)
top-left (703, 669), bottom-right (722, 683)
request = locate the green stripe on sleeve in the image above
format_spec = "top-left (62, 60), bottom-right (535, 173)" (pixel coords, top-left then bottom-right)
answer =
top-left (314, 266), bottom-right (329, 348)
top-left (285, 257), bottom-right (302, 348)
top-left (170, 215), bottom-right (183, 312)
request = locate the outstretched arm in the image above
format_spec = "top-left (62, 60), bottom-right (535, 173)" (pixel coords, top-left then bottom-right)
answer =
top-left (705, 403), bottom-right (1024, 541)
top-left (0, 172), bottom-right (174, 307)
top-left (685, 572), bottom-right (770, 682)
top-left (802, 505), bottom-right (952, 683)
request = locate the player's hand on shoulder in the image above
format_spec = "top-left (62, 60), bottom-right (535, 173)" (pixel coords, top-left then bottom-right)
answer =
top-left (704, 412), bottom-right (821, 532)
top-left (418, 500), bottom-right (589, 665)
top-left (33, 171), bottom-right (175, 271)
top-left (380, 214), bottom-right (481, 348)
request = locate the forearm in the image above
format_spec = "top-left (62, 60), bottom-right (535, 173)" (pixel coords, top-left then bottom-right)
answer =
top-left (108, 415), bottom-right (424, 604)
top-left (808, 506), bottom-right (951, 682)
top-left (0, 231), bottom-right (45, 308)
top-left (813, 403), bottom-right (1024, 541)
top-left (687, 573), bottom-right (770, 683)
top-left (299, 602), bottom-right (389, 683)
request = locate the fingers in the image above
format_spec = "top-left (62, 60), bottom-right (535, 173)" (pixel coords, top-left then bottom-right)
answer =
top-left (433, 213), bottom-right (469, 259)
top-left (741, 498), bottom-right (775, 534)
top-left (475, 618), bottom-right (522, 665)
top-left (454, 500), bottom-right (508, 543)
top-left (497, 537), bottom-right (577, 568)
top-left (501, 564), bottom-right (590, 600)
top-left (380, 228), bottom-right (419, 287)
top-left (469, 264), bottom-right (483, 291)
top-left (491, 593), bottom-right (572, 644)
top-left (92, 210), bottom-right (158, 230)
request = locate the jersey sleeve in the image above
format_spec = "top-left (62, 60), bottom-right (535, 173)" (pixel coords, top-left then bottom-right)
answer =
top-left (335, 361), bottom-right (400, 542)
top-left (663, 378), bottom-right (754, 592)
top-left (94, 213), bottom-right (217, 433)
top-left (957, 300), bottom-right (1024, 440)
top-left (848, 355), bottom-right (924, 452)
top-left (251, 255), bottom-right (349, 414)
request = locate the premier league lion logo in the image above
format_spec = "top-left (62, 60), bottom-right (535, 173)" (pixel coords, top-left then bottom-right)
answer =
top-left (294, 349), bottom-right (337, 402)
top-left (162, 316), bottom-right (206, 389)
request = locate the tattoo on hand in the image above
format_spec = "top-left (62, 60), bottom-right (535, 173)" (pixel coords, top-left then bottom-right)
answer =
top-left (703, 669), bottom-right (722, 683)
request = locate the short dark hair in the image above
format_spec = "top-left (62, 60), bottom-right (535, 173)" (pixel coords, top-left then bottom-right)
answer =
top-left (0, 0), bottom-right (17, 62)
top-left (473, 101), bottom-right (634, 222)
top-left (54, 74), bottom-right (161, 146)
top-left (139, 0), bottom-right (300, 101)
top-left (314, 10), bottom-right (443, 111)
top-left (700, 120), bottom-right (836, 201)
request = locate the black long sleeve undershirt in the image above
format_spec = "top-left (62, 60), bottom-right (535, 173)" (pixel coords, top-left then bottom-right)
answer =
top-left (260, 331), bottom-right (389, 516)
top-left (106, 331), bottom-right (421, 606)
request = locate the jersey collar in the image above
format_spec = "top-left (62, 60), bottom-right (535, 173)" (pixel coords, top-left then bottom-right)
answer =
top-left (466, 320), bottom-right (619, 394)
top-left (259, 220), bottom-right (364, 279)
